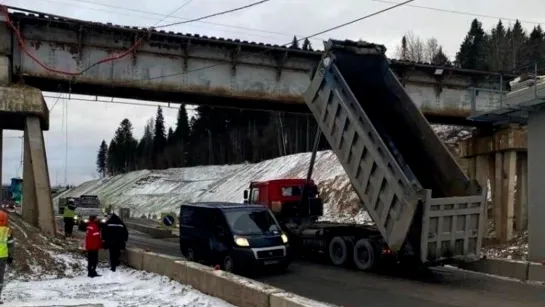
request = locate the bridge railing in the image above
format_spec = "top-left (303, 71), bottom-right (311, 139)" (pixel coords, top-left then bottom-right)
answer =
top-left (467, 62), bottom-right (545, 125)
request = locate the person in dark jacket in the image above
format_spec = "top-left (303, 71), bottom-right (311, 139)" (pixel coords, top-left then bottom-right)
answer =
top-left (102, 213), bottom-right (129, 272)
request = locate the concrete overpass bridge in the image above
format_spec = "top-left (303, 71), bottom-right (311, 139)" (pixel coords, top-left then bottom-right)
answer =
top-left (1, 10), bottom-right (512, 125)
top-left (0, 8), bottom-right (514, 234)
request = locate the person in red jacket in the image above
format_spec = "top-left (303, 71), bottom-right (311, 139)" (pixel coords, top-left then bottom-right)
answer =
top-left (85, 215), bottom-right (102, 277)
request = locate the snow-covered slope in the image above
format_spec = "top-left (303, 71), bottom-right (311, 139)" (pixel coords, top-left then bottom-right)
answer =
top-left (57, 125), bottom-right (471, 225)
top-left (55, 151), bottom-right (371, 224)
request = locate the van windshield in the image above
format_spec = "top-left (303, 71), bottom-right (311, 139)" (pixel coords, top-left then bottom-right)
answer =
top-left (224, 209), bottom-right (281, 236)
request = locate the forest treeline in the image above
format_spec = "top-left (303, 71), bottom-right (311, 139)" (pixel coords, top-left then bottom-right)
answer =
top-left (96, 18), bottom-right (545, 177)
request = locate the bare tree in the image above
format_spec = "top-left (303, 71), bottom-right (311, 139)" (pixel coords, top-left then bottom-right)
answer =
top-left (395, 31), bottom-right (424, 62)
top-left (425, 38), bottom-right (440, 63)
top-left (396, 32), bottom-right (449, 64)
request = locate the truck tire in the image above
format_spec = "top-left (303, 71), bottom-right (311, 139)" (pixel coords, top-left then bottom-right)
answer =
top-left (328, 236), bottom-right (350, 266)
top-left (353, 239), bottom-right (376, 271)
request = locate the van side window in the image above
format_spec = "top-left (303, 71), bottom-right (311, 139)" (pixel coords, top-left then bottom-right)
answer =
top-left (250, 188), bottom-right (260, 204)
top-left (180, 206), bottom-right (194, 226)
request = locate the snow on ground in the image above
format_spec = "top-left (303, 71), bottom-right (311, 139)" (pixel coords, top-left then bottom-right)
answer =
top-left (4, 213), bottom-right (234, 307)
top-left (55, 151), bottom-right (372, 224)
top-left (5, 264), bottom-right (234, 307)
top-left (7, 213), bottom-right (84, 281)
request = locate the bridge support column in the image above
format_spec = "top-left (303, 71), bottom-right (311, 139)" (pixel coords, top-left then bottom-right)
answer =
top-left (0, 85), bottom-right (55, 235)
top-left (527, 110), bottom-right (545, 261)
top-left (460, 124), bottom-right (527, 243)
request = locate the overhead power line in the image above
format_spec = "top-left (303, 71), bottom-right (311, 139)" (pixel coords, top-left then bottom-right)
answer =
top-left (33, 0), bottom-right (312, 42)
top-left (372, 0), bottom-right (543, 25)
top-left (153, 0), bottom-right (194, 27)
top-left (154, 0), bottom-right (272, 29)
top-left (125, 0), bottom-right (415, 83)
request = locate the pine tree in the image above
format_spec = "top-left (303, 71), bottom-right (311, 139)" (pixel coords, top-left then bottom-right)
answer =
top-left (290, 36), bottom-right (299, 49)
top-left (302, 38), bottom-right (313, 51)
top-left (96, 140), bottom-right (108, 178)
top-left (153, 106), bottom-right (167, 169)
top-left (106, 140), bottom-right (117, 176)
top-left (401, 35), bottom-right (408, 60)
top-left (432, 47), bottom-right (450, 66)
top-left (486, 20), bottom-right (507, 71)
top-left (111, 119), bottom-right (137, 173)
top-left (136, 118), bottom-right (154, 170)
top-left (525, 25), bottom-right (545, 67)
top-left (455, 19), bottom-right (488, 70)
top-left (174, 104), bottom-right (190, 167)
top-left (507, 20), bottom-right (527, 70)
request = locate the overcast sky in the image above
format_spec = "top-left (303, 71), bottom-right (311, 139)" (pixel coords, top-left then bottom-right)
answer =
top-left (1, 0), bottom-right (543, 185)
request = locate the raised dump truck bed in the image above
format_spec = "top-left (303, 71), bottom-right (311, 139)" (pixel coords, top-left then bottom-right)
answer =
top-left (303, 40), bottom-right (486, 264)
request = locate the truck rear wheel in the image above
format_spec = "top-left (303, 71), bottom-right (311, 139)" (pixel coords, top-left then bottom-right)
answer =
top-left (353, 239), bottom-right (376, 271)
top-left (328, 236), bottom-right (351, 266)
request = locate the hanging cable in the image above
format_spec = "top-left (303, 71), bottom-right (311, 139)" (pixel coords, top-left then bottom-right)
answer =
top-left (153, 0), bottom-right (194, 27)
top-left (0, 1), bottom-right (272, 76)
top-left (154, 0), bottom-right (272, 29)
top-left (121, 0), bottom-right (415, 82)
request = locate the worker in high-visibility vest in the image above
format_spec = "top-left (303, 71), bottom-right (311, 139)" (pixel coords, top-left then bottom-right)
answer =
top-left (63, 198), bottom-right (77, 238)
top-left (0, 211), bottom-right (14, 304)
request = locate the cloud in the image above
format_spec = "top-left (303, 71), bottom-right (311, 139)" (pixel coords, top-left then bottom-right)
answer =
top-left (1, 0), bottom-right (539, 185)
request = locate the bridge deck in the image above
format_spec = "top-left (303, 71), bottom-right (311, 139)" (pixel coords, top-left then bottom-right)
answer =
top-left (0, 9), bottom-right (514, 124)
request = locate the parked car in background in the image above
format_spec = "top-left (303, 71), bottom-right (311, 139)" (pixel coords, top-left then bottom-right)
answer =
top-left (75, 207), bottom-right (108, 231)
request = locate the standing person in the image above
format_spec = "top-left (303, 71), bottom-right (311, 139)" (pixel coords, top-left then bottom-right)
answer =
top-left (102, 213), bottom-right (129, 272)
top-left (85, 215), bottom-right (102, 278)
top-left (63, 198), bottom-right (76, 238)
top-left (0, 211), bottom-right (14, 304)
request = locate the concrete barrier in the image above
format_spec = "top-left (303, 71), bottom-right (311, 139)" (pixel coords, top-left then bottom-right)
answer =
top-left (141, 251), bottom-right (184, 277)
top-left (270, 292), bottom-right (336, 307)
top-left (209, 270), bottom-right (283, 307)
top-left (527, 262), bottom-right (545, 283)
top-left (125, 221), bottom-right (173, 239)
top-left (461, 258), bottom-right (529, 281)
top-left (124, 248), bottom-right (145, 270)
top-left (120, 247), bottom-right (337, 307)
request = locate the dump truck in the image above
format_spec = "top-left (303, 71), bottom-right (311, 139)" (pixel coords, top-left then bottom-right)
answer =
top-left (244, 39), bottom-right (486, 271)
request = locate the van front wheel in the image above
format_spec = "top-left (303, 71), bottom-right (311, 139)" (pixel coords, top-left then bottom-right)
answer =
top-left (223, 254), bottom-right (235, 273)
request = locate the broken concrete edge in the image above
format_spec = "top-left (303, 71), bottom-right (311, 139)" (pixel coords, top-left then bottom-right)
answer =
top-left (459, 257), bottom-right (545, 283)
top-left (0, 85), bottom-right (49, 130)
top-left (125, 221), bottom-right (173, 239)
top-left (120, 248), bottom-right (338, 307)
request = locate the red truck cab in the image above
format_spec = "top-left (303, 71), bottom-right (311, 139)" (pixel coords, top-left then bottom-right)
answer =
top-left (243, 179), bottom-right (323, 223)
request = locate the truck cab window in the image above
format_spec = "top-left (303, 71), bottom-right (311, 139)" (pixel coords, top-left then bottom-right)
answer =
top-left (250, 188), bottom-right (260, 204)
top-left (281, 186), bottom-right (302, 196)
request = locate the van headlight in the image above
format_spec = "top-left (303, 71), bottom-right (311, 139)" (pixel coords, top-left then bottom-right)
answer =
top-left (234, 236), bottom-right (250, 247)
top-left (281, 233), bottom-right (288, 244)
top-left (83, 219), bottom-right (89, 223)
top-left (74, 215), bottom-right (79, 220)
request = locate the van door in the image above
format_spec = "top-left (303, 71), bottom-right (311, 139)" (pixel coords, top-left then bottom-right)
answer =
top-left (210, 210), bottom-right (230, 262)
top-left (192, 207), bottom-right (213, 261)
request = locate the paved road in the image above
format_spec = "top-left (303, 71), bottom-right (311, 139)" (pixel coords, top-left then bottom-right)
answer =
top-left (59, 217), bottom-right (545, 307)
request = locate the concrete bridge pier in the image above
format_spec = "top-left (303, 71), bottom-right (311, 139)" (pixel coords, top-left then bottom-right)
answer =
top-left (0, 85), bottom-right (56, 235)
top-left (460, 124), bottom-right (527, 243)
